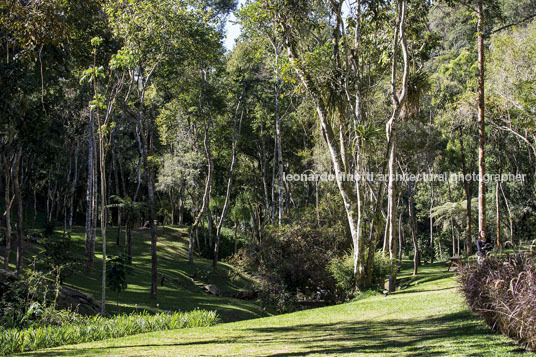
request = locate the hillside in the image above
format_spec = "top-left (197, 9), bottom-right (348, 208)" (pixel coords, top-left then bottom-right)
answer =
top-left (38, 226), bottom-right (268, 322)
top-left (21, 263), bottom-right (533, 356)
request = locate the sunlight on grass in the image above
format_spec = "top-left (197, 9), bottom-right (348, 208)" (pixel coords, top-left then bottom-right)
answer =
top-left (24, 226), bottom-right (266, 322)
top-left (21, 263), bottom-right (533, 357)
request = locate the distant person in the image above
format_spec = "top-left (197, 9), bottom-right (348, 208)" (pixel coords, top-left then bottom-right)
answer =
top-left (476, 231), bottom-right (492, 255)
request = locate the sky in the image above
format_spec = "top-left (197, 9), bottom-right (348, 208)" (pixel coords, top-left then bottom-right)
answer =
top-left (223, 0), bottom-right (245, 51)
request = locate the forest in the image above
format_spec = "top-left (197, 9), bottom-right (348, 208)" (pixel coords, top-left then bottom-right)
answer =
top-left (1, 0), bottom-right (536, 355)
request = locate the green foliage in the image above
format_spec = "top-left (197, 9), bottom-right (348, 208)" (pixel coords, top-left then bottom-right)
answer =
top-left (328, 254), bottom-right (355, 301)
top-left (34, 233), bottom-right (79, 282)
top-left (258, 205), bottom-right (349, 311)
top-left (106, 254), bottom-right (132, 295)
top-left (371, 252), bottom-right (392, 287)
top-left (0, 268), bottom-right (61, 329)
top-left (0, 310), bottom-right (218, 355)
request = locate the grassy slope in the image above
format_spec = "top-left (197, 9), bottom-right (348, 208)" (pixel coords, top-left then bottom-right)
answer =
top-left (14, 226), bottom-right (267, 322)
top-left (22, 263), bottom-right (534, 356)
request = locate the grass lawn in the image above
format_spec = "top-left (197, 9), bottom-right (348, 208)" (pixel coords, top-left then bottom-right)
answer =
top-left (5, 225), bottom-right (268, 323)
top-left (20, 262), bottom-right (534, 356)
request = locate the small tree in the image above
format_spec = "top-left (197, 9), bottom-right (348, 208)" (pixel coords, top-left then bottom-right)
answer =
top-left (106, 254), bottom-right (132, 311)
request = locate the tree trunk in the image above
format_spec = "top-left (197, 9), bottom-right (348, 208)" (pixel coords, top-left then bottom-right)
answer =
top-left (496, 176), bottom-right (501, 251)
top-left (429, 179), bottom-right (434, 264)
top-left (85, 110), bottom-right (96, 272)
top-left (68, 142), bottom-right (79, 238)
top-left (274, 47), bottom-right (284, 225)
top-left (233, 224), bottom-right (238, 254)
top-left (126, 212), bottom-right (132, 264)
top-left (458, 129), bottom-right (472, 256)
top-left (138, 103), bottom-right (158, 300)
top-left (13, 144), bottom-right (24, 273)
top-left (408, 184), bottom-right (420, 276)
top-left (477, 0), bottom-right (487, 236)
top-left (112, 150), bottom-right (122, 246)
top-left (387, 140), bottom-right (398, 292)
top-left (447, 179), bottom-right (456, 256)
top-left (398, 210), bottom-right (403, 263)
top-left (500, 181), bottom-right (513, 244)
top-left (97, 113), bottom-right (107, 315)
top-left (278, 0), bottom-right (408, 287)
top-left (4, 165), bottom-right (12, 270)
top-left (214, 90), bottom-right (244, 268)
top-left (189, 70), bottom-right (214, 265)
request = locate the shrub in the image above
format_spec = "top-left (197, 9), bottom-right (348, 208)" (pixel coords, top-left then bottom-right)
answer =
top-left (328, 254), bottom-right (355, 301)
top-left (0, 268), bottom-right (61, 329)
top-left (0, 309), bottom-right (218, 355)
top-left (328, 251), bottom-right (392, 302)
top-left (458, 254), bottom-right (536, 351)
top-left (259, 221), bottom-right (345, 311)
top-left (371, 251), bottom-right (392, 286)
top-left (35, 233), bottom-right (81, 282)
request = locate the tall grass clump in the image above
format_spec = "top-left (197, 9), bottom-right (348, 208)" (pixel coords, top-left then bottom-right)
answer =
top-left (0, 309), bottom-right (218, 355)
top-left (458, 253), bottom-right (536, 351)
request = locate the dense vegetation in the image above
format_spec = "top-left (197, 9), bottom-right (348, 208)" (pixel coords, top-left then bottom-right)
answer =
top-left (1, 0), bottom-right (536, 353)
top-left (459, 254), bottom-right (536, 351)
top-left (24, 263), bottom-right (529, 356)
top-left (0, 310), bottom-right (218, 355)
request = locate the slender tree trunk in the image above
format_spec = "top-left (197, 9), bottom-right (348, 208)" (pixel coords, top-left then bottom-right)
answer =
top-left (126, 213), bottom-right (132, 264)
top-left (178, 190), bottom-right (183, 225)
top-left (447, 179), bottom-right (456, 256)
top-left (97, 114), bottom-right (107, 315)
top-left (477, 0), bottom-right (486, 236)
top-left (69, 142), bottom-right (79, 238)
top-left (233, 224), bottom-right (238, 254)
top-left (458, 129), bottom-right (472, 256)
top-left (387, 140), bottom-right (398, 292)
top-left (214, 91), bottom-right (244, 268)
top-left (112, 151), bottom-right (122, 246)
top-left (85, 110), bottom-right (95, 272)
top-left (33, 188), bottom-right (37, 224)
top-left (271, 137), bottom-right (276, 222)
top-left (91, 141), bottom-right (98, 265)
top-left (4, 166), bottom-right (12, 270)
top-left (429, 180), bottom-right (434, 264)
top-left (496, 174), bottom-right (501, 251)
top-left (408, 185), bottom-right (420, 276)
top-left (398, 211), bottom-right (403, 263)
top-left (137, 100), bottom-right (158, 300)
top-left (207, 210), bottom-right (213, 251)
top-left (500, 182), bottom-right (513, 244)
top-left (189, 70), bottom-right (213, 265)
top-left (13, 144), bottom-right (24, 273)
top-left (274, 47), bottom-right (284, 225)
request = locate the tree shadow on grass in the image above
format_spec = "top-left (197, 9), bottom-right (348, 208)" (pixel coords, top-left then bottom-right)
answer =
top-left (23, 310), bottom-right (528, 356)
top-left (250, 311), bottom-right (526, 356)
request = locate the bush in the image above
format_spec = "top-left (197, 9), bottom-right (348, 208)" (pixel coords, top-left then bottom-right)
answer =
top-left (197, 225), bottom-right (245, 261)
top-left (0, 268), bottom-right (61, 329)
top-left (0, 309), bottom-right (218, 355)
top-left (371, 251), bottom-right (392, 286)
top-left (35, 233), bottom-right (81, 282)
top-left (328, 251), bottom-right (392, 302)
top-left (458, 254), bottom-right (536, 351)
top-left (259, 221), bottom-right (345, 311)
top-left (328, 254), bottom-right (355, 301)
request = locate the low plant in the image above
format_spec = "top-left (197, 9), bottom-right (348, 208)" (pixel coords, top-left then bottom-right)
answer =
top-left (458, 254), bottom-right (536, 351)
top-left (0, 309), bottom-right (218, 355)
top-left (371, 251), bottom-right (392, 286)
top-left (328, 254), bottom-right (355, 301)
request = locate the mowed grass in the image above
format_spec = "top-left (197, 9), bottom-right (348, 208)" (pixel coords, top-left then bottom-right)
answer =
top-left (21, 263), bottom-right (534, 356)
top-left (24, 226), bottom-right (268, 322)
